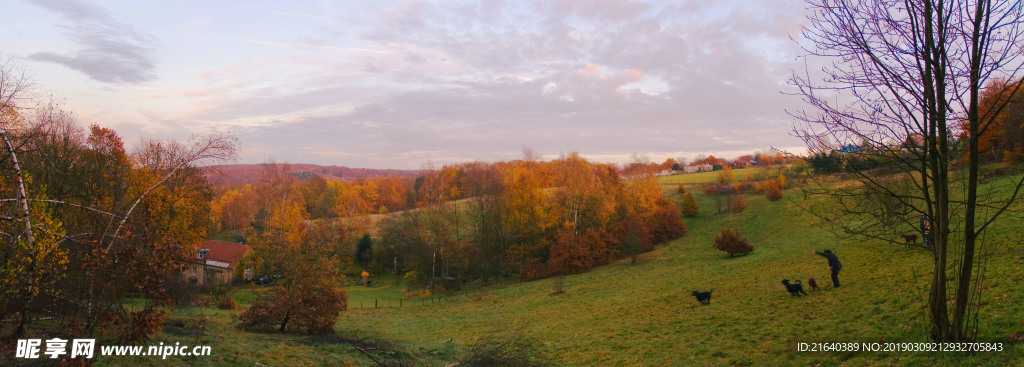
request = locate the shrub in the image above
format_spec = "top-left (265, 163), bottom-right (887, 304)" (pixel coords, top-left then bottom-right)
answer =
top-left (676, 184), bottom-right (685, 194)
top-left (551, 276), bottom-right (565, 295)
top-left (680, 192), bottom-right (699, 217)
top-left (713, 228), bottom-right (754, 257)
top-left (459, 331), bottom-right (551, 367)
top-left (236, 285), bottom-right (346, 333)
top-left (217, 296), bottom-right (239, 310)
top-left (731, 195), bottom-right (747, 213)
top-left (765, 179), bottom-right (783, 201)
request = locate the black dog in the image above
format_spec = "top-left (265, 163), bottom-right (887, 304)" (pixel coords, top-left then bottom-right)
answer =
top-left (782, 279), bottom-right (807, 296)
top-left (691, 290), bottom-right (713, 305)
top-left (807, 277), bottom-right (820, 291)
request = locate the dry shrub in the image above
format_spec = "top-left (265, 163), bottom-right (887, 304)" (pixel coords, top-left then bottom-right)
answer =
top-left (217, 297), bottom-right (238, 310)
top-left (236, 286), bottom-right (346, 334)
top-left (731, 195), bottom-right (747, 212)
top-left (713, 228), bottom-right (754, 257)
top-left (680, 192), bottom-right (699, 217)
top-left (551, 276), bottom-right (565, 295)
top-left (191, 296), bottom-right (211, 307)
top-left (765, 179), bottom-right (783, 201)
top-left (460, 331), bottom-right (551, 367)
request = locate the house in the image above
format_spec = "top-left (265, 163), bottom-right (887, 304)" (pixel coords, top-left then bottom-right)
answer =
top-left (731, 161), bottom-right (757, 169)
top-left (185, 240), bottom-right (254, 286)
top-left (683, 164), bottom-right (714, 174)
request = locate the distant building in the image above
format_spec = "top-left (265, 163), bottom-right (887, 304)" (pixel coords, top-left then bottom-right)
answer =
top-left (683, 164), bottom-right (714, 174)
top-left (185, 240), bottom-right (253, 285)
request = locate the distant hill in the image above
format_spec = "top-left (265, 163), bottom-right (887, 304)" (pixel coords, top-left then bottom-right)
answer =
top-left (202, 163), bottom-right (425, 186)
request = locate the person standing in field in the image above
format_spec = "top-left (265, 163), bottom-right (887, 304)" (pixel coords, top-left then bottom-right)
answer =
top-left (813, 249), bottom-right (842, 288)
top-left (920, 214), bottom-right (931, 249)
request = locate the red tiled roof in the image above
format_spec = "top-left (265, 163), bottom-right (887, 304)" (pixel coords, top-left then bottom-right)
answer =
top-left (188, 240), bottom-right (251, 269)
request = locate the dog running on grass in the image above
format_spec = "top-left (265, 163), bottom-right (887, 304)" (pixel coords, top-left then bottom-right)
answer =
top-left (807, 277), bottom-right (820, 291)
top-left (782, 279), bottom-right (808, 296)
top-left (691, 290), bottom-right (713, 305)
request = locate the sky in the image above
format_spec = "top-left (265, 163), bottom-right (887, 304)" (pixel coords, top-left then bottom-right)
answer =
top-left (1, 0), bottom-right (811, 169)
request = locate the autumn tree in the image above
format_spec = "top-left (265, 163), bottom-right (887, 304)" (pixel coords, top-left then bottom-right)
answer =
top-left (791, 0), bottom-right (1024, 342)
top-left (551, 152), bottom-right (614, 235)
top-left (238, 221), bottom-right (346, 333)
top-left (1, 84), bottom-right (236, 340)
top-left (461, 161), bottom-right (507, 281)
top-left (210, 186), bottom-right (259, 231)
top-left (645, 198), bottom-right (687, 243)
top-left (974, 78), bottom-right (1024, 162)
top-left (500, 155), bottom-right (549, 278)
top-left (375, 211), bottom-right (432, 276)
top-left (548, 221), bottom-right (594, 275)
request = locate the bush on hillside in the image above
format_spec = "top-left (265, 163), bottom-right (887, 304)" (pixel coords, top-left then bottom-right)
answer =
top-left (765, 179), bottom-right (783, 201)
top-left (217, 296), bottom-right (239, 310)
top-left (731, 195), bottom-right (747, 213)
top-left (460, 331), bottom-right (552, 367)
top-left (713, 229), bottom-right (754, 257)
top-left (680, 192), bottom-right (699, 217)
top-left (236, 284), bottom-right (346, 334)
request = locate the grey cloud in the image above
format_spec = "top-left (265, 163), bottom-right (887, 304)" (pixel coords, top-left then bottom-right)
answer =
top-left (184, 0), bottom-right (809, 168)
top-left (231, 69), bottom-right (755, 168)
top-left (26, 0), bottom-right (158, 84)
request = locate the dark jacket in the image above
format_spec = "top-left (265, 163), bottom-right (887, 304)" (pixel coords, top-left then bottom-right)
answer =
top-left (815, 250), bottom-right (842, 272)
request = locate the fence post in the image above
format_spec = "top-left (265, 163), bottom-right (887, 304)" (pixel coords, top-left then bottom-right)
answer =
top-left (375, 299), bottom-right (378, 308)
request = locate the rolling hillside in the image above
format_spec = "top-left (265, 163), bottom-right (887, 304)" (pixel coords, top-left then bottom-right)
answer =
top-left (118, 173), bottom-right (1024, 366)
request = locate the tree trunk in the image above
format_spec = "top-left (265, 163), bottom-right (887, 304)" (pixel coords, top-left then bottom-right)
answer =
top-left (952, 0), bottom-right (988, 341)
top-left (280, 310), bottom-right (290, 332)
top-left (2, 127), bottom-right (37, 338)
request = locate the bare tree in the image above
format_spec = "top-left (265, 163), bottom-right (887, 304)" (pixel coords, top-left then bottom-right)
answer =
top-left (791, 0), bottom-right (1024, 342)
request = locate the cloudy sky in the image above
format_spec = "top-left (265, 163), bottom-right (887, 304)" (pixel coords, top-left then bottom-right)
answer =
top-left (1, 0), bottom-right (810, 169)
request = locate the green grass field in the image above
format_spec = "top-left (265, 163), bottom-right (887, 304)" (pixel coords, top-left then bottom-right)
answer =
top-left (105, 174), bottom-right (1024, 366)
top-left (656, 166), bottom-right (789, 185)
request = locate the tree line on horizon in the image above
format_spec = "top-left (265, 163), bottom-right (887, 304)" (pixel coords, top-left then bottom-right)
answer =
top-left (214, 151), bottom-right (689, 290)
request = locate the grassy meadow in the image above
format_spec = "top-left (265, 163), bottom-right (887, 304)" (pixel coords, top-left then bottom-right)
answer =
top-left (107, 172), bottom-right (1023, 366)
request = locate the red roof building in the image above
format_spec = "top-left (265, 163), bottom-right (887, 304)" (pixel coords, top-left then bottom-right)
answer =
top-left (184, 240), bottom-right (254, 285)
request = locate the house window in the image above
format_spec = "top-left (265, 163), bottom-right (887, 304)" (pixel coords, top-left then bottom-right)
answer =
top-left (192, 267), bottom-right (197, 275)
